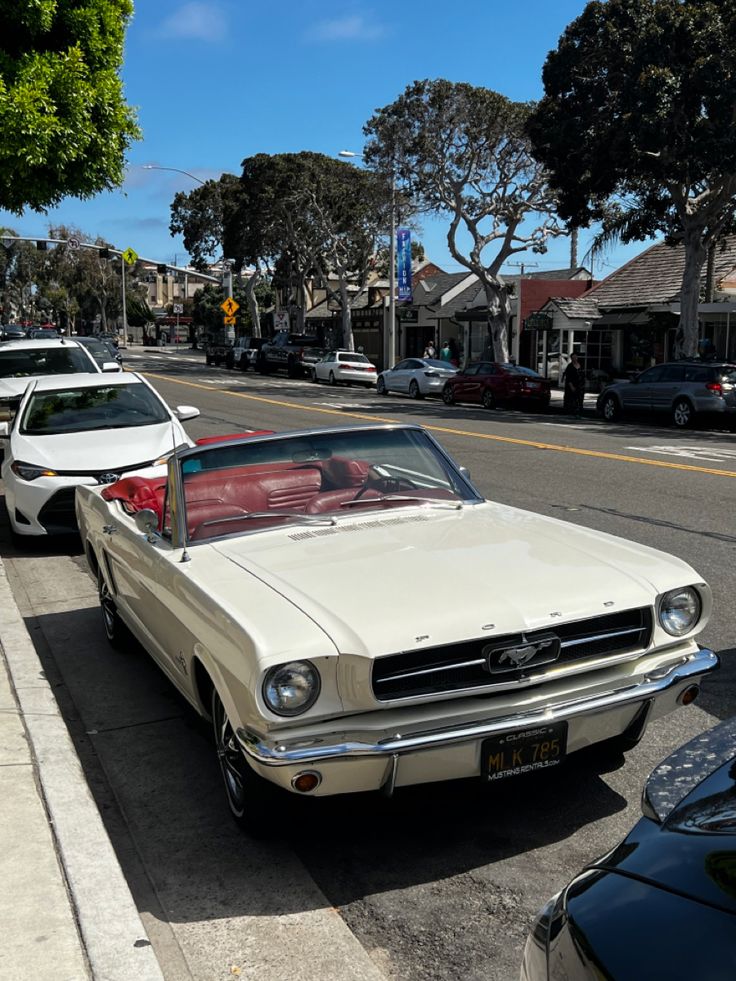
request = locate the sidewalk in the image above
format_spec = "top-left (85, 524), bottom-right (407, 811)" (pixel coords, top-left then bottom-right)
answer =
top-left (548, 387), bottom-right (599, 412)
top-left (0, 558), bottom-right (164, 981)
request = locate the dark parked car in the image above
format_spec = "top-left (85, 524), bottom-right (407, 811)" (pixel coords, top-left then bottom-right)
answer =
top-left (442, 362), bottom-right (551, 410)
top-left (75, 335), bottom-right (123, 369)
top-left (521, 716), bottom-right (736, 981)
top-left (1, 325), bottom-right (26, 341)
top-left (257, 330), bottom-right (327, 377)
top-left (597, 360), bottom-right (736, 428)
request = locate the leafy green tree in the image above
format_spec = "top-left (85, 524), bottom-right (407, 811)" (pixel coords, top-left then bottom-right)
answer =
top-left (169, 174), bottom-right (243, 270)
top-left (528, 0), bottom-right (736, 358)
top-left (0, 0), bottom-right (141, 213)
top-left (364, 79), bottom-right (563, 362)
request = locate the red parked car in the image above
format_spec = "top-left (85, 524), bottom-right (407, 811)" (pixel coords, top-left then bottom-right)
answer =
top-left (442, 362), bottom-right (551, 410)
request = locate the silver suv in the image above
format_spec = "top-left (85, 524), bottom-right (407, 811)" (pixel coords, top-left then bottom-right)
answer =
top-left (597, 361), bottom-right (736, 428)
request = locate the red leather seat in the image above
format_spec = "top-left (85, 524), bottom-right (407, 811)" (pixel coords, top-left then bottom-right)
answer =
top-left (101, 476), bottom-right (167, 523)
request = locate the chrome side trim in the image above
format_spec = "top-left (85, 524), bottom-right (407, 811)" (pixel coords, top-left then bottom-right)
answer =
top-left (238, 648), bottom-right (718, 767)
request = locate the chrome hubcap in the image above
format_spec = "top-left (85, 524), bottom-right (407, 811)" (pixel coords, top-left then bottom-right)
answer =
top-left (675, 403), bottom-right (690, 425)
top-left (215, 701), bottom-right (245, 812)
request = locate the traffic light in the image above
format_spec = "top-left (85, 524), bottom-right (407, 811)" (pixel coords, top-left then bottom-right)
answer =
top-left (99, 248), bottom-right (110, 259)
top-left (36, 240), bottom-right (47, 250)
top-left (156, 264), bottom-right (168, 274)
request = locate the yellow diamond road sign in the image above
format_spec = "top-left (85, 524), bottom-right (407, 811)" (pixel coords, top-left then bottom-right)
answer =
top-left (223, 315), bottom-right (237, 325)
top-left (221, 297), bottom-right (239, 317)
top-left (122, 247), bottom-right (138, 266)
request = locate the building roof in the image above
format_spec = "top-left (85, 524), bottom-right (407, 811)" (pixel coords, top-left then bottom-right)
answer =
top-left (587, 237), bottom-right (736, 307)
top-left (545, 296), bottom-right (602, 320)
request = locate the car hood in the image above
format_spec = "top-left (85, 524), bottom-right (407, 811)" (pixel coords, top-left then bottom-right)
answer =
top-left (10, 422), bottom-right (184, 471)
top-left (211, 501), bottom-right (701, 656)
top-left (593, 718), bottom-right (736, 916)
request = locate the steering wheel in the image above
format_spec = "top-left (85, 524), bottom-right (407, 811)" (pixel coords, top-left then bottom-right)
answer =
top-left (353, 465), bottom-right (416, 500)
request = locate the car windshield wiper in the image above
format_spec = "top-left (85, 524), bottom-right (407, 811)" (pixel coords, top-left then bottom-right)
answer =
top-left (340, 495), bottom-right (463, 510)
top-left (202, 511), bottom-right (338, 528)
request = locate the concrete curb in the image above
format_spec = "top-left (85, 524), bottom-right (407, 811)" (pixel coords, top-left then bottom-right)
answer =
top-left (0, 557), bottom-right (164, 981)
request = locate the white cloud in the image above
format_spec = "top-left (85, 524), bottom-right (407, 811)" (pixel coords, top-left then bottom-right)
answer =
top-left (157, 2), bottom-right (228, 43)
top-left (305, 14), bottom-right (387, 43)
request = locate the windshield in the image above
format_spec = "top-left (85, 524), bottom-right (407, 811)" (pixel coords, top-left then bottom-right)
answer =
top-left (178, 427), bottom-right (478, 542)
top-left (424, 359), bottom-right (455, 370)
top-left (507, 365), bottom-right (543, 377)
top-left (0, 346), bottom-right (93, 378)
top-left (20, 383), bottom-right (170, 434)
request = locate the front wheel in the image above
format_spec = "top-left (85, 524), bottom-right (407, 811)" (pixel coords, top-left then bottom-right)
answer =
top-left (442, 385), bottom-right (456, 405)
top-left (377, 377), bottom-right (388, 396)
top-left (98, 570), bottom-right (132, 651)
top-left (409, 380), bottom-right (423, 400)
top-left (601, 394), bottom-right (620, 422)
top-left (482, 389), bottom-right (495, 410)
top-left (672, 398), bottom-right (694, 428)
top-left (211, 689), bottom-right (279, 835)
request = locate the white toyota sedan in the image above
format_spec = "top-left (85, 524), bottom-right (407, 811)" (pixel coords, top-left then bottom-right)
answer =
top-left (0, 338), bottom-right (112, 405)
top-left (377, 357), bottom-right (458, 398)
top-left (1, 373), bottom-right (199, 536)
top-left (75, 423), bottom-right (718, 834)
top-left (311, 350), bottom-right (378, 387)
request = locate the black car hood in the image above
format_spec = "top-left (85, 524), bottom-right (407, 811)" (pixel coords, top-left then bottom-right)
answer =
top-left (593, 718), bottom-right (736, 915)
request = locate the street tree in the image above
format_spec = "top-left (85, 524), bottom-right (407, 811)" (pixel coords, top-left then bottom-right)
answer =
top-left (295, 159), bottom-right (391, 351)
top-left (0, 0), bottom-right (141, 213)
top-left (169, 174), bottom-right (243, 270)
top-left (364, 79), bottom-right (564, 362)
top-left (528, 0), bottom-right (736, 358)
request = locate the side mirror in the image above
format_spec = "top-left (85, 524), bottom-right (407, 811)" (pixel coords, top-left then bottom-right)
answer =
top-left (0, 421), bottom-right (8, 437)
top-left (459, 465), bottom-right (471, 480)
top-left (134, 508), bottom-right (159, 541)
top-left (102, 361), bottom-right (121, 372)
top-left (175, 405), bottom-right (200, 421)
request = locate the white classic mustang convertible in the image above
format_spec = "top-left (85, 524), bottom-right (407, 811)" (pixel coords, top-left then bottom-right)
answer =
top-left (75, 424), bottom-right (718, 832)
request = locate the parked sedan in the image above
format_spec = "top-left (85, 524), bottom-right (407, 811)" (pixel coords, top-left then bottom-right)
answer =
top-left (521, 716), bottom-right (736, 981)
top-left (75, 422), bottom-right (716, 834)
top-left (1, 372), bottom-right (198, 536)
top-left (0, 339), bottom-right (107, 406)
top-left (377, 358), bottom-right (457, 398)
top-left (74, 335), bottom-right (123, 370)
top-left (312, 350), bottom-right (377, 387)
top-left (442, 362), bottom-right (551, 409)
top-left (597, 360), bottom-right (736, 428)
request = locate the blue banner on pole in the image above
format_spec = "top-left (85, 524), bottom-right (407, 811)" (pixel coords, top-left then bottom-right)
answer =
top-left (397, 228), bottom-right (412, 301)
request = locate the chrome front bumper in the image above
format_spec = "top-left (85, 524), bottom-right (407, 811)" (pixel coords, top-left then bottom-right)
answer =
top-left (238, 649), bottom-right (718, 775)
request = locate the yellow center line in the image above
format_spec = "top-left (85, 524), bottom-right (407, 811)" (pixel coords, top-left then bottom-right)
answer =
top-left (145, 370), bottom-right (736, 480)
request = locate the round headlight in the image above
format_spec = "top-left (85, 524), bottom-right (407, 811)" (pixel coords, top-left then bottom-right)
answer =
top-left (659, 587), bottom-right (701, 637)
top-left (262, 661), bottom-right (321, 717)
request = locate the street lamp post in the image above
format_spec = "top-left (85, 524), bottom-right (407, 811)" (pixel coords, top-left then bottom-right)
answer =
top-left (142, 164), bottom-right (232, 300)
top-left (339, 150), bottom-right (396, 367)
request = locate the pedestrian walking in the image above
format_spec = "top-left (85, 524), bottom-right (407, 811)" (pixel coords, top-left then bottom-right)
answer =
top-left (447, 337), bottom-right (460, 367)
top-left (440, 341), bottom-right (452, 363)
top-left (423, 339), bottom-right (437, 359)
top-left (562, 354), bottom-right (585, 416)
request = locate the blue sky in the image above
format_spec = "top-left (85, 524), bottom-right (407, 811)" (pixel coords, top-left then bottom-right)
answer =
top-left (1, 0), bottom-right (651, 279)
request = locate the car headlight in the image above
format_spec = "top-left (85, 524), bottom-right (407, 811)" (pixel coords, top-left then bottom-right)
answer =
top-left (10, 461), bottom-right (58, 481)
top-left (659, 587), bottom-right (701, 637)
top-left (262, 661), bottom-right (321, 717)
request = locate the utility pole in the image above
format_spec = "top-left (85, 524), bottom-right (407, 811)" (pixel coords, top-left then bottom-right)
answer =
top-left (121, 257), bottom-right (128, 343)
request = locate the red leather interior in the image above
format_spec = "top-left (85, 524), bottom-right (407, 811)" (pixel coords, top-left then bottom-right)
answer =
top-left (195, 431), bottom-right (273, 446)
top-left (101, 456), bottom-right (383, 540)
top-left (101, 476), bottom-right (166, 522)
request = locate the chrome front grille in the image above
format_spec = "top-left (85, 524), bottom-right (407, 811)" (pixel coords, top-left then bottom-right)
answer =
top-left (371, 608), bottom-right (653, 701)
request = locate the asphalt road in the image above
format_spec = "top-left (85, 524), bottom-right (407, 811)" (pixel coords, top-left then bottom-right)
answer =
top-left (3, 347), bottom-right (735, 981)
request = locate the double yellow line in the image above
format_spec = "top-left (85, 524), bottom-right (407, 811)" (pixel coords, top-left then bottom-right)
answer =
top-left (145, 371), bottom-right (736, 480)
